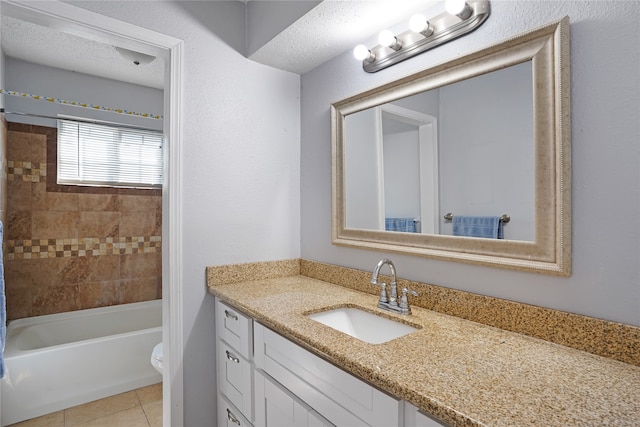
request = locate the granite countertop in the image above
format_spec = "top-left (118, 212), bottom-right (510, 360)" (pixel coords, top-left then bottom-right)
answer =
top-left (208, 275), bottom-right (640, 427)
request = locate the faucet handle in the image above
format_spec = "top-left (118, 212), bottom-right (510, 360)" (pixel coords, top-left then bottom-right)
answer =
top-left (399, 287), bottom-right (418, 311)
top-left (374, 282), bottom-right (389, 304)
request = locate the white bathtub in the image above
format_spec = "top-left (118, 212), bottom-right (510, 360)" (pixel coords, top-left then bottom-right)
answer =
top-left (1, 300), bottom-right (162, 426)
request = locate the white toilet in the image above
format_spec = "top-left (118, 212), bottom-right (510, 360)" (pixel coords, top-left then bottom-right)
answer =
top-left (151, 342), bottom-right (163, 374)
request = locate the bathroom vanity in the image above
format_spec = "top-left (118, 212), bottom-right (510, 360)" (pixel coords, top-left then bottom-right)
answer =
top-left (215, 296), bottom-right (440, 427)
top-left (209, 273), bottom-right (640, 427)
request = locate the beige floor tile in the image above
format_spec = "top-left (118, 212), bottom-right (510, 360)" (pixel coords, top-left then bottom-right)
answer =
top-left (142, 400), bottom-right (163, 427)
top-left (74, 406), bottom-right (149, 427)
top-left (64, 391), bottom-right (140, 427)
top-left (8, 411), bottom-right (65, 427)
top-left (135, 382), bottom-right (163, 404)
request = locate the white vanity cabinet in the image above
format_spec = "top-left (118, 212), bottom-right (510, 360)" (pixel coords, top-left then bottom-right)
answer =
top-left (255, 370), bottom-right (334, 427)
top-left (404, 403), bottom-right (450, 427)
top-left (215, 298), bottom-right (255, 425)
top-left (253, 322), bottom-right (403, 427)
top-left (215, 297), bottom-right (447, 427)
top-left (218, 394), bottom-right (253, 427)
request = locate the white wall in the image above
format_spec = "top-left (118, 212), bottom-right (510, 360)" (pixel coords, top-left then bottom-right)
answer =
top-left (65, 1), bottom-right (301, 425)
top-left (301, 1), bottom-right (640, 326)
top-left (4, 58), bottom-right (163, 130)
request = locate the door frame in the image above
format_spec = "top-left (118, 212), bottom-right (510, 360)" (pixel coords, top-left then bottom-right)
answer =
top-left (1, 1), bottom-right (184, 424)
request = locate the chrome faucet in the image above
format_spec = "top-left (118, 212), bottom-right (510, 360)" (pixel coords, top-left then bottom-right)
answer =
top-left (370, 259), bottom-right (418, 315)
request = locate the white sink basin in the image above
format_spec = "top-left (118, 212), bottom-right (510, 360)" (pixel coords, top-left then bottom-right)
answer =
top-left (307, 307), bottom-right (418, 344)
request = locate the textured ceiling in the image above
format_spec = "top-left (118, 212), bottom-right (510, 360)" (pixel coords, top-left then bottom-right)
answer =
top-left (1, 0), bottom-right (439, 86)
top-left (250, 0), bottom-right (439, 74)
top-left (1, 15), bottom-right (165, 89)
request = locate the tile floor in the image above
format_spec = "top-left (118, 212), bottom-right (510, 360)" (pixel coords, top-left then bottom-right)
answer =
top-left (8, 383), bottom-right (162, 427)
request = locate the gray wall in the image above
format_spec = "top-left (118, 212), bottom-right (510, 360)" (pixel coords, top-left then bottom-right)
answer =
top-left (4, 58), bottom-right (163, 131)
top-left (301, 1), bottom-right (640, 326)
top-left (65, 1), bottom-right (302, 425)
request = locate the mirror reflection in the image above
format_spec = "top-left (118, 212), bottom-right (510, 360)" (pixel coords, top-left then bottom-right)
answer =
top-left (344, 61), bottom-right (534, 241)
top-left (332, 18), bottom-right (571, 276)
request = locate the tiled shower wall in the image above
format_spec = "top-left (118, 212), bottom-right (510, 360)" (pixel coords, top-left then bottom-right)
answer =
top-left (4, 123), bottom-right (162, 320)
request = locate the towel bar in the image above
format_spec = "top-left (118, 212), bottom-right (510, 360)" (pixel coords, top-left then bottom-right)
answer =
top-left (443, 213), bottom-right (510, 223)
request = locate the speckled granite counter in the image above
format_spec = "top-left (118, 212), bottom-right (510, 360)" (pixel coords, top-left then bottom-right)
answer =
top-left (208, 274), bottom-right (640, 427)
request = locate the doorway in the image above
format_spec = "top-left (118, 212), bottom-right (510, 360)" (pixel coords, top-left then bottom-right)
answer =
top-left (0, 1), bottom-right (183, 425)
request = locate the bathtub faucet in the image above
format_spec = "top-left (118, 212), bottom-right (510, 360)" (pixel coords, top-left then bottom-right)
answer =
top-left (370, 259), bottom-right (418, 315)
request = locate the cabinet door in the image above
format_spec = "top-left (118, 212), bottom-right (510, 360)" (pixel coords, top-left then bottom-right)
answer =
top-left (216, 298), bottom-right (253, 360)
top-left (404, 403), bottom-right (450, 427)
top-left (255, 370), bottom-right (334, 427)
top-left (218, 394), bottom-right (254, 427)
top-left (254, 323), bottom-right (401, 427)
top-left (218, 339), bottom-right (254, 421)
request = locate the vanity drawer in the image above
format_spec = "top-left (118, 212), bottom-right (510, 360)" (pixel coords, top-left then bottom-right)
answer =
top-left (216, 298), bottom-right (253, 360)
top-left (218, 338), bottom-right (254, 421)
top-left (254, 322), bottom-right (402, 427)
top-left (218, 394), bottom-right (254, 427)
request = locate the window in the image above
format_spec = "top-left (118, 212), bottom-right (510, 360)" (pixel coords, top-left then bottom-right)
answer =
top-left (57, 119), bottom-right (163, 189)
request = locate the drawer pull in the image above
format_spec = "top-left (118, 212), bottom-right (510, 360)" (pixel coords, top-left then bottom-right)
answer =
top-left (227, 408), bottom-right (241, 425)
top-left (224, 309), bottom-right (238, 321)
top-left (226, 350), bottom-right (240, 363)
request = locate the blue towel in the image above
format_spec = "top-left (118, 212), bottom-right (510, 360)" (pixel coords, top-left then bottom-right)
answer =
top-left (385, 218), bottom-right (417, 233)
top-left (0, 221), bottom-right (5, 378)
top-left (452, 216), bottom-right (503, 239)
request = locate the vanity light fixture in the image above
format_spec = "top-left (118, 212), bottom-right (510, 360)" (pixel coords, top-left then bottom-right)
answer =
top-left (353, 0), bottom-right (490, 73)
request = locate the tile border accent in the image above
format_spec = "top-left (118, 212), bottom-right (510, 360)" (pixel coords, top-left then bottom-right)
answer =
top-left (7, 235), bottom-right (162, 260)
top-left (8, 160), bottom-right (47, 182)
top-left (206, 258), bottom-right (640, 367)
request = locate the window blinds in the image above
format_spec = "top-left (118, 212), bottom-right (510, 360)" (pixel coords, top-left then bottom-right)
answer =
top-left (57, 119), bottom-right (163, 189)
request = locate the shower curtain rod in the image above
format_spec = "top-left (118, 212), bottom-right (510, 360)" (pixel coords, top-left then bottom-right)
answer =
top-left (0, 108), bottom-right (162, 133)
top-left (0, 88), bottom-right (163, 120)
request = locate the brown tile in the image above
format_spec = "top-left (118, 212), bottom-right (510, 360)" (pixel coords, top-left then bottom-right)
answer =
top-left (65, 391), bottom-right (140, 427)
top-left (79, 281), bottom-right (120, 309)
top-left (6, 210), bottom-right (31, 240)
top-left (7, 179), bottom-right (32, 211)
top-left (119, 211), bottom-right (157, 237)
top-left (85, 255), bottom-right (120, 282)
top-left (119, 194), bottom-right (161, 212)
top-left (31, 210), bottom-right (79, 239)
top-left (79, 211), bottom-right (119, 238)
top-left (78, 194), bottom-right (120, 212)
top-left (31, 258), bottom-right (82, 287)
top-left (136, 383), bottom-right (163, 404)
top-left (7, 131), bottom-right (47, 163)
top-left (31, 284), bottom-right (81, 316)
top-left (120, 253), bottom-right (160, 279)
top-left (32, 184), bottom-right (78, 211)
top-left (7, 410), bottom-right (65, 427)
top-left (7, 131), bottom-right (33, 160)
top-left (5, 286), bottom-right (32, 320)
top-left (142, 400), bottom-right (163, 427)
top-left (120, 277), bottom-right (160, 304)
top-left (4, 258), bottom-right (35, 289)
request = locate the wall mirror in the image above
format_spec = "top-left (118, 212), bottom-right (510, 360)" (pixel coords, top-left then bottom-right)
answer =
top-left (331, 18), bottom-right (571, 275)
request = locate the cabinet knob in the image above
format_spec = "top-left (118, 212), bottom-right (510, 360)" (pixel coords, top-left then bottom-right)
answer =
top-left (226, 408), bottom-right (241, 425)
top-left (226, 350), bottom-right (240, 364)
top-left (224, 309), bottom-right (238, 321)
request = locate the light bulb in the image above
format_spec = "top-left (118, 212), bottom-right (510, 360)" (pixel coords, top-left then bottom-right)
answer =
top-left (378, 30), bottom-right (397, 48)
top-left (445, 0), bottom-right (466, 14)
top-left (445, 0), bottom-right (472, 18)
top-left (353, 45), bottom-right (372, 61)
top-left (409, 14), bottom-right (427, 33)
top-left (409, 14), bottom-right (434, 36)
